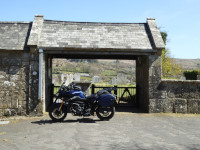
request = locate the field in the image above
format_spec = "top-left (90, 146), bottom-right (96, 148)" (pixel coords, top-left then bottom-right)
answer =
top-left (52, 59), bottom-right (136, 84)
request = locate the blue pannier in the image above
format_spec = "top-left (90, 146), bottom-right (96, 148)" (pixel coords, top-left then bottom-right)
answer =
top-left (98, 94), bottom-right (115, 106)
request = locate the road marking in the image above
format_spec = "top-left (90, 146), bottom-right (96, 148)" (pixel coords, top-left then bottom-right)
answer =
top-left (0, 121), bottom-right (10, 125)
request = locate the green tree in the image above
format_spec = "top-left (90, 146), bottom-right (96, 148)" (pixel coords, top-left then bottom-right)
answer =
top-left (161, 32), bottom-right (182, 78)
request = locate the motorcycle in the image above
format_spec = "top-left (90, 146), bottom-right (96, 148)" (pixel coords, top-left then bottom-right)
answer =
top-left (49, 82), bottom-right (116, 122)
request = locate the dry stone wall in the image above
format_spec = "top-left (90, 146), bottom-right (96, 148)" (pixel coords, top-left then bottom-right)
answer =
top-left (149, 79), bottom-right (200, 113)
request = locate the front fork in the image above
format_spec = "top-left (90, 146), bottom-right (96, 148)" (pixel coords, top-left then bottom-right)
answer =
top-left (58, 101), bottom-right (64, 112)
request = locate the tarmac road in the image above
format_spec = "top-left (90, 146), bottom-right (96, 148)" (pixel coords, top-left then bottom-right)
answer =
top-left (0, 112), bottom-right (200, 150)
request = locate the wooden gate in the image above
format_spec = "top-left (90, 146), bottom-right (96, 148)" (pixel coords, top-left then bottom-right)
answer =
top-left (91, 84), bottom-right (137, 107)
top-left (50, 84), bottom-right (138, 107)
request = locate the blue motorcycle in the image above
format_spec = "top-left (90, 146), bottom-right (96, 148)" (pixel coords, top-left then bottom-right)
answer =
top-left (49, 82), bottom-right (116, 122)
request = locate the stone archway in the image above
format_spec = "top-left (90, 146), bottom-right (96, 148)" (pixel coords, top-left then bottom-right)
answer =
top-left (40, 50), bottom-right (162, 113)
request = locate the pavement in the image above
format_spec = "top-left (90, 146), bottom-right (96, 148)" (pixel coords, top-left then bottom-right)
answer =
top-left (0, 112), bottom-right (200, 150)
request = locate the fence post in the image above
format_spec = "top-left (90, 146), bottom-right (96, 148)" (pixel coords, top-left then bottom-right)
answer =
top-left (114, 85), bottom-right (117, 96)
top-left (136, 85), bottom-right (139, 107)
top-left (50, 84), bottom-right (54, 106)
top-left (91, 84), bottom-right (95, 94)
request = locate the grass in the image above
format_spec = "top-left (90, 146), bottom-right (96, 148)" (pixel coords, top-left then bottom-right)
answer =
top-left (102, 70), bottom-right (117, 76)
top-left (80, 76), bottom-right (92, 81)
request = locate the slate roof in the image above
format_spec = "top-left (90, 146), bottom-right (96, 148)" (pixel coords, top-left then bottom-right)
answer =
top-left (39, 20), bottom-right (154, 50)
top-left (0, 22), bottom-right (32, 50)
top-left (0, 15), bottom-right (165, 51)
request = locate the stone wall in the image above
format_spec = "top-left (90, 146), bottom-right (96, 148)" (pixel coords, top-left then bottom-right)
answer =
top-left (136, 53), bottom-right (162, 112)
top-left (0, 51), bottom-right (41, 116)
top-left (147, 53), bottom-right (200, 114)
top-left (149, 79), bottom-right (200, 113)
top-left (1, 51), bottom-right (200, 116)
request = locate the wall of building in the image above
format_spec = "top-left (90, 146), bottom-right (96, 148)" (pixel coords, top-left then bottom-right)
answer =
top-left (0, 51), bottom-right (42, 116)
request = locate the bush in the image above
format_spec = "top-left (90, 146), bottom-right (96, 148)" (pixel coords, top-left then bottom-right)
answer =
top-left (183, 70), bottom-right (200, 80)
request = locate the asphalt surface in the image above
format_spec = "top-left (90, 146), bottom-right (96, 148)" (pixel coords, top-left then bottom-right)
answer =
top-left (0, 112), bottom-right (200, 150)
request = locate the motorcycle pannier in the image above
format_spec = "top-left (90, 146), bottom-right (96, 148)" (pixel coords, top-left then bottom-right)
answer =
top-left (98, 94), bottom-right (115, 106)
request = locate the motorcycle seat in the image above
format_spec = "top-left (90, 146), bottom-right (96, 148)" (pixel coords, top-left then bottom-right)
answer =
top-left (86, 93), bottom-right (97, 99)
top-left (70, 96), bottom-right (88, 102)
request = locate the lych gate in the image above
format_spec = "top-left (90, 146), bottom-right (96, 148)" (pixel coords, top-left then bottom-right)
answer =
top-left (28, 15), bottom-right (165, 113)
top-left (0, 15), bottom-right (165, 116)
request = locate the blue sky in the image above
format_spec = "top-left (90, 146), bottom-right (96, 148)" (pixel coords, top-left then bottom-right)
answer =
top-left (0, 0), bottom-right (200, 59)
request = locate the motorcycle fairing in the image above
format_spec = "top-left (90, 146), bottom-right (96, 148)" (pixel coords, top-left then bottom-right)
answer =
top-left (68, 90), bottom-right (85, 98)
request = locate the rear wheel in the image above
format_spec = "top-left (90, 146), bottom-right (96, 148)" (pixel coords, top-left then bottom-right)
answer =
top-left (49, 104), bottom-right (67, 122)
top-left (96, 106), bottom-right (115, 121)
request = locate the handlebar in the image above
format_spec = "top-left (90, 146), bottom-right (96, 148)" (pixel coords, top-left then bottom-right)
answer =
top-left (102, 87), bottom-right (117, 93)
top-left (60, 82), bottom-right (81, 91)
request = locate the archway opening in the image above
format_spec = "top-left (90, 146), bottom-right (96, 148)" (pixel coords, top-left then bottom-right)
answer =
top-left (43, 52), bottom-right (150, 113)
top-left (51, 58), bottom-right (138, 111)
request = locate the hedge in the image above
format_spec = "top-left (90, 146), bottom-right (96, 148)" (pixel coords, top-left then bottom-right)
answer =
top-left (183, 70), bottom-right (200, 80)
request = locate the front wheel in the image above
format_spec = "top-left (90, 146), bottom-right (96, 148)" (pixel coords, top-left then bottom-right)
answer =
top-left (49, 104), bottom-right (67, 122)
top-left (96, 106), bottom-right (115, 121)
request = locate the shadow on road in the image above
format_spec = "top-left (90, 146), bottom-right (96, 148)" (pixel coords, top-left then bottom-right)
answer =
top-left (31, 107), bottom-right (145, 125)
top-left (31, 118), bottom-right (102, 125)
top-left (115, 106), bottom-right (145, 113)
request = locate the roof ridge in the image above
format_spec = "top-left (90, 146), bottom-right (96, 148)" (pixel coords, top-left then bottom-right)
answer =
top-left (0, 21), bottom-right (32, 24)
top-left (44, 19), bottom-right (145, 25)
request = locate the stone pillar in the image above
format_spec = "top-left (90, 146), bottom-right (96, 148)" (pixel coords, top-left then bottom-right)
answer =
top-left (136, 56), bottom-right (149, 112)
top-left (45, 56), bottom-right (52, 110)
top-left (148, 54), bottom-right (167, 113)
top-left (28, 48), bottom-right (45, 115)
top-left (146, 18), bottom-right (166, 113)
top-left (26, 15), bottom-right (44, 115)
top-left (28, 51), bottom-right (40, 115)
